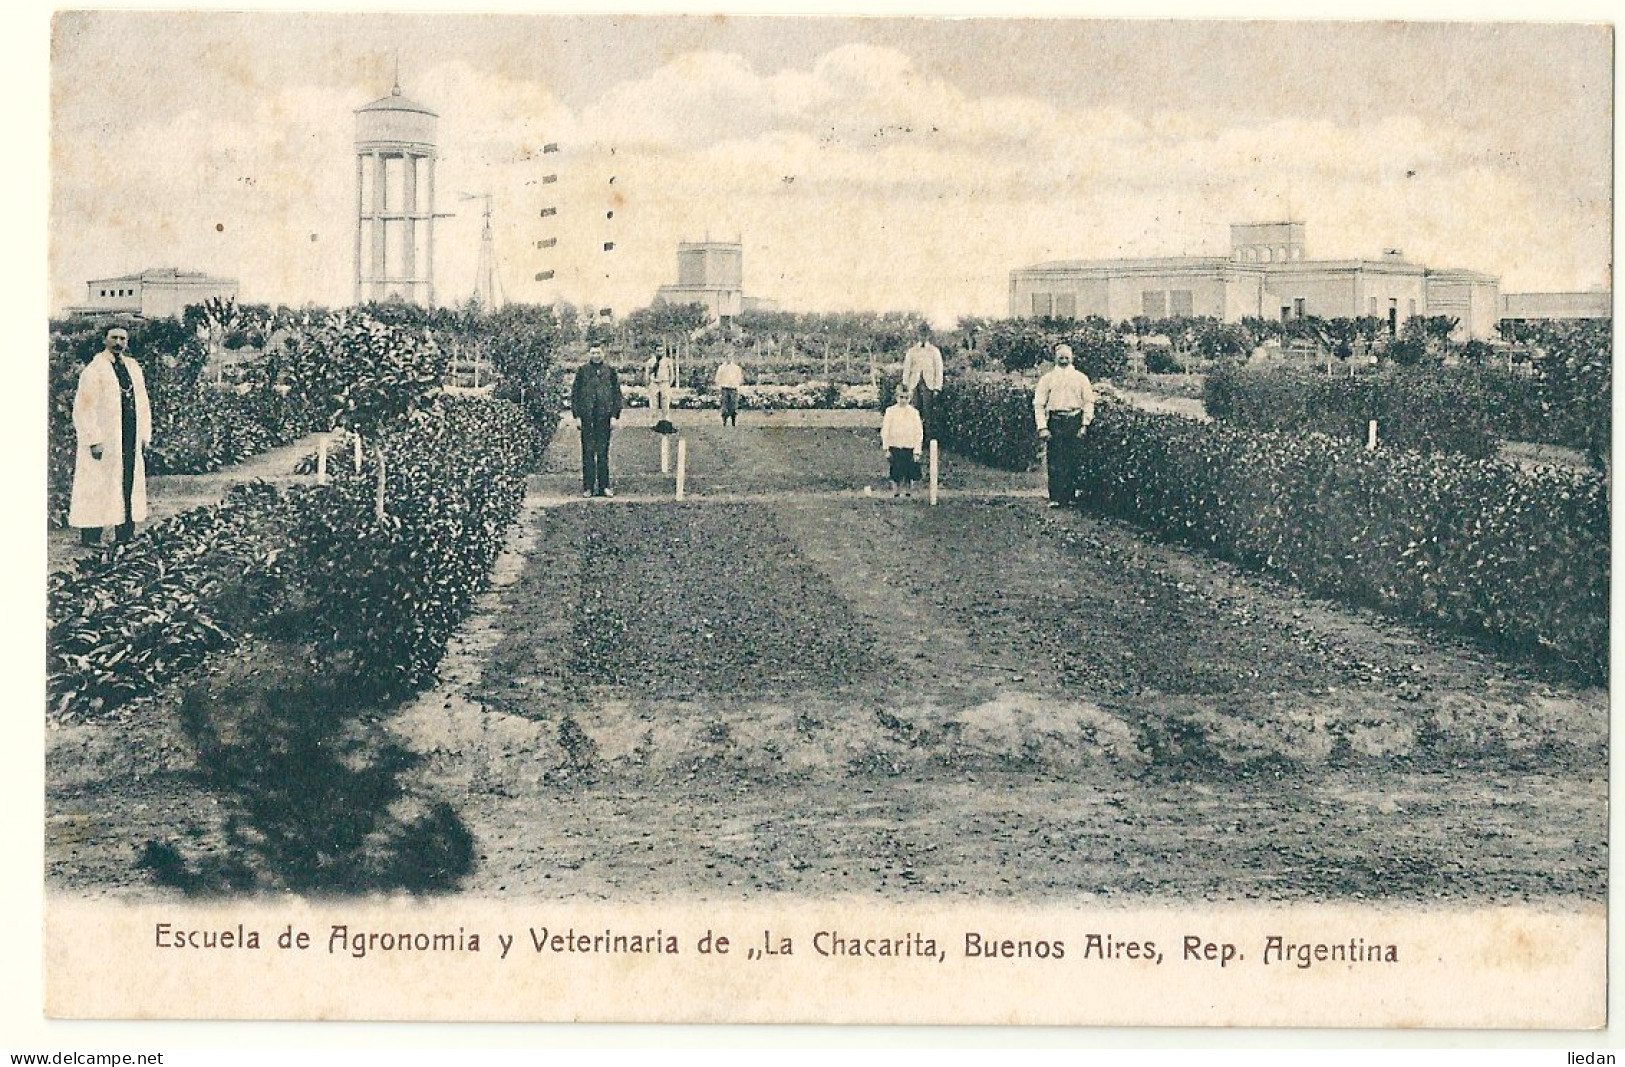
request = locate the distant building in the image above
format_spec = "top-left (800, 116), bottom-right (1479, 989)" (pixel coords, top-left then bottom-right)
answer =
top-left (1499, 291), bottom-right (1611, 321)
top-left (655, 240), bottom-right (768, 321)
top-left (1010, 222), bottom-right (1502, 340)
top-left (67, 267), bottom-right (240, 319)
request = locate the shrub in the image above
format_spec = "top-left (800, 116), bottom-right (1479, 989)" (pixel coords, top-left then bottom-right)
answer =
top-left (49, 396), bottom-right (542, 717)
top-left (1204, 364), bottom-right (1498, 458)
top-left (282, 397), bottom-right (539, 695)
top-left (47, 483), bottom-right (291, 718)
top-left (934, 372), bottom-right (1043, 471)
top-left (1075, 406), bottom-right (1608, 681)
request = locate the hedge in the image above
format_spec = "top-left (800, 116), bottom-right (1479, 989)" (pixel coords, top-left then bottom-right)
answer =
top-left (47, 396), bottom-right (543, 718)
top-left (931, 374), bottom-right (1608, 680)
top-left (934, 371), bottom-right (1044, 471)
top-left (282, 396), bottom-right (539, 694)
top-left (1206, 357), bottom-right (1611, 463)
top-left (1203, 365), bottom-right (1499, 458)
top-left (1076, 405), bottom-right (1609, 681)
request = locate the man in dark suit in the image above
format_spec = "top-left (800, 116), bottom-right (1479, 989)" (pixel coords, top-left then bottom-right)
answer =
top-left (570, 342), bottom-right (623, 497)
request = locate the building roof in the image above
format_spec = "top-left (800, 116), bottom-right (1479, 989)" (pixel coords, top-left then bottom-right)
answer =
top-left (356, 83), bottom-right (437, 117)
top-left (1019, 256), bottom-right (1235, 273)
top-left (87, 267), bottom-right (238, 286)
top-left (1015, 254), bottom-right (1466, 279)
top-left (1423, 267), bottom-right (1500, 283)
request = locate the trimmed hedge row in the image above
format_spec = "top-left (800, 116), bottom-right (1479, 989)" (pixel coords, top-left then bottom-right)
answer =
top-left (47, 396), bottom-right (544, 718)
top-left (931, 374), bottom-right (1608, 680)
top-left (934, 372), bottom-right (1043, 472)
top-left (283, 397), bottom-right (540, 694)
top-left (1203, 365), bottom-right (1499, 458)
top-left (1075, 405), bottom-right (1609, 681)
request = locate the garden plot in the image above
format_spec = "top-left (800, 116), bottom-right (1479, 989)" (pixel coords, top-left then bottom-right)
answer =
top-left (380, 412), bottom-right (1606, 903)
top-left (44, 409), bottom-right (1608, 901)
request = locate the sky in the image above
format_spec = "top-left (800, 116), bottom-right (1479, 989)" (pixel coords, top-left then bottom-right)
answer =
top-left (47, 11), bottom-right (1613, 324)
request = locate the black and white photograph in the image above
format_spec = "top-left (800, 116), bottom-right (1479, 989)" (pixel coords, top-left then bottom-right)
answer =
top-left (24, 5), bottom-right (1613, 1037)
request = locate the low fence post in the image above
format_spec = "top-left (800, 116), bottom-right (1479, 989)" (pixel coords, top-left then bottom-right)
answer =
top-left (353, 431), bottom-right (363, 473)
top-left (317, 432), bottom-right (329, 485)
top-left (660, 435), bottom-right (671, 474)
top-left (676, 437), bottom-right (687, 501)
top-left (1368, 420), bottom-right (1378, 451)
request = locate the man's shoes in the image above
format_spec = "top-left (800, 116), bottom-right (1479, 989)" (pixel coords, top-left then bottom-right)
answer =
top-left (601, 487), bottom-right (615, 498)
top-left (582, 489), bottom-right (595, 498)
top-left (1047, 500), bottom-right (1062, 509)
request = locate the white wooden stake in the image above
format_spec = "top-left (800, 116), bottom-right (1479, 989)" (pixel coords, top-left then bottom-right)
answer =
top-left (929, 439), bottom-right (939, 506)
top-left (660, 435), bottom-right (671, 474)
top-left (676, 437), bottom-right (687, 501)
top-left (317, 432), bottom-right (329, 485)
top-left (374, 448), bottom-right (387, 520)
top-left (352, 431), bottom-right (363, 473)
top-left (1367, 419), bottom-right (1378, 451)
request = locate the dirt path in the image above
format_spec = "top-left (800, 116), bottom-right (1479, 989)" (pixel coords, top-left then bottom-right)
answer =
top-left (46, 410), bottom-right (1608, 903)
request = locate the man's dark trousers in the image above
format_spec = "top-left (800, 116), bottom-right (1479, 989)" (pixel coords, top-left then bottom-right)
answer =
top-left (1046, 411), bottom-right (1085, 505)
top-left (581, 417), bottom-right (612, 494)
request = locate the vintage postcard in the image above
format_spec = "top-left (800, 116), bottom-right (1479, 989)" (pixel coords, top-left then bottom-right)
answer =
top-left (34, 8), bottom-right (1610, 1034)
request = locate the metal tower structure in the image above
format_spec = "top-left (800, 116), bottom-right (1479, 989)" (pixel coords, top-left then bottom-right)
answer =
top-left (461, 192), bottom-right (505, 310)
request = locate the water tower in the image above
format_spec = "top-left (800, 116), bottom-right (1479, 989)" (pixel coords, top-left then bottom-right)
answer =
top-left (354, 78), bottom-right (439, 305)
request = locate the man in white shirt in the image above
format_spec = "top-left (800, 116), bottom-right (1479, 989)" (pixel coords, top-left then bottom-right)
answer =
top-left (648, 346), bottom-right (677, 432)
top-left (1032, 343), bottom-right (1096, 508)
top-left (901, 324), bottom-right (944, 440)
top-left (714, 352), bottom-right (744, 426)
top-left (880, 383), bottom-right (925, 496)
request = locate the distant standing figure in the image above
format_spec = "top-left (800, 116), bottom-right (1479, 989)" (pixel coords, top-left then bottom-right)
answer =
top-left (1032, 343), bottom-right (1095, 508)
top-left (714, 353), bottom-right (744, 427)
top-left (901, 323), bottom-right (944, 439)
top-left (571, 343), bottom-right (623, 497)
top-left (880, 383), bottom-right (925, 497)
top-left (648, 347), bottom-right (677, 431)
top-left (70, 327), bottom-right (152, 546)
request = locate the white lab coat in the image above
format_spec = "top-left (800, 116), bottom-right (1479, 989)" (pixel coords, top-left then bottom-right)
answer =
top-left (68, 351), bottom-right (152, 529)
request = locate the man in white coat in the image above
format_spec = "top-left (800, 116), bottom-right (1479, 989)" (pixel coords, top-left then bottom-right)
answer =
top-left (70, 327), bottom-right (152, 545)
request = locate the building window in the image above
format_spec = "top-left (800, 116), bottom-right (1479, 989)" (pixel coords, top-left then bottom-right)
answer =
top-left (1142, 290), bottom-right (1167, 318)
top-left (1031, 293), bottom-right (1052, 317)
top-left (1053, 293), bottom-right (1076, 319)
top-left (1293, 298), bottom-right (1306, 318)
top-left (1407, 299), bottom-right (1416, 320)
top-left (1170, 290), bottom-right (1194, 318)
top-left (1369, 297), bottom-right (1378, 316)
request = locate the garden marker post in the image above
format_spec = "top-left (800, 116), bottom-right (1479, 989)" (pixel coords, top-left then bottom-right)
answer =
top-left (1368, 420), bottom-right (1378, 451)
top-left (676, 437), bottom-right (687, 501)
top-left (374, 449), bottom-right (387, 520)
top-left (317, 432), bottom-right (329, 485)
top-left (353, 431), bottom-right (363, 473)
top-left (929, 440), bottom-right (939, 506)
top-left (661, 435), bottom-right (671, 474)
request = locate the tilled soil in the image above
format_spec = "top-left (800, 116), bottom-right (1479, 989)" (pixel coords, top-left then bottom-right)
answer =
top-left (45, 409), bottom-right (1608, 902)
